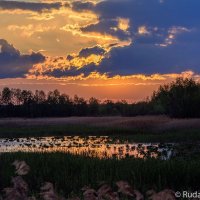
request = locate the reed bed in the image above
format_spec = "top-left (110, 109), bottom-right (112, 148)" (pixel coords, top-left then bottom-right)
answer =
top-left (0, 152), bottom-right (200, 197)
top-left (1, 160), bottom-right (178, 200)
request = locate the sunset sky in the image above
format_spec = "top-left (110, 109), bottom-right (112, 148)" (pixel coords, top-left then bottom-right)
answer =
top-left (0, 0), bottom-right (200, 101)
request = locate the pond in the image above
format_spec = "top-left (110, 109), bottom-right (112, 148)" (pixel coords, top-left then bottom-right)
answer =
top-left (0, 136), bottom-right (174, 159)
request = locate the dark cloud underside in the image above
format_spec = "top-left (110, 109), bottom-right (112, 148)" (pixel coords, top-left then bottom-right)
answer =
top-left (0, 39), bottom-right (45, 78)
top-left (64, 0), bottom-right (200, 76)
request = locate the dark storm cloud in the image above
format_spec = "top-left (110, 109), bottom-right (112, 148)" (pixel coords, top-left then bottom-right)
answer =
top-left (96, 42), bottom-right (200, 76)
top-left (67, 0), bottom-right (200, 76)
top-left (78, 46), bottom-right (106, 58)
top-left (43, 65), bottom-right (94, 78)
top-left (67, 45), bottom-right (106, 60)
top-left (0, 1), bottom-right (62, 12)
top-left (44, 64), bottom-right (95, 78)
top-left (0, 39), bottom-right (45, 78)
top-left (85, 0), bottom-right (200, 28)
top-left (46, 28), bottom-right (200, 78)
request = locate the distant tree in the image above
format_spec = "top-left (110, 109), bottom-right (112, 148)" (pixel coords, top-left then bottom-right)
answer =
top-left (0, 78), bottom-right (200, 118)
top-left (130, 101), bottom-right (152, 116)
top-left (21, 90), bottom-right (33, 105)
top-left (73, 95), bottom-right (88, 116)
top-left (34, 90), bottom-right (46, 104)
top-left (88, 97), bottom-right (100, 116)
top-left (47, 90), bottom-right (60, 104)
top-left (102, 100), bottom-right (118, 115)
top-left (12, 89), bottom-right (23, 105)
top-left (152, 78), bottom-right (200, 118)
top-left (115, 100), bottom-right (128, 116)
top-left (1, 87), bottom-right (13, 105)
top-left (58, 94), bottom-right (70, 105)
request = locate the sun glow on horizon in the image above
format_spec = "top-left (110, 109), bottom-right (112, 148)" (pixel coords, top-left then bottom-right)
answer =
top-left (0, 0), bottom-right (199, 101)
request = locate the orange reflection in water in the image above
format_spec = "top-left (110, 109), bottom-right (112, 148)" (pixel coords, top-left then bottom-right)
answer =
top-left (0, 136), bottom-right (173, 159)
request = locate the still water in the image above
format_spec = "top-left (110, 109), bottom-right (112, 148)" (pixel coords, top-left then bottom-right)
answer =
top-left (0, 136), bottom-right (174, 159)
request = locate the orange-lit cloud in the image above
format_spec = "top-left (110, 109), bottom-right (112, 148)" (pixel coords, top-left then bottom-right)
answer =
top-left (7, 24), bottom-right (56, 37)
top-left (16, 70), bottom-right (200, 102)
top-left (118, 18), bottom-right (130, 32)
top-left (138, 26), bottom-right (150, 35)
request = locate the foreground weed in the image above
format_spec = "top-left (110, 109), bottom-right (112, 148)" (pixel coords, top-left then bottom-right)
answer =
top-left (1, 161), bottom-right (176, 200)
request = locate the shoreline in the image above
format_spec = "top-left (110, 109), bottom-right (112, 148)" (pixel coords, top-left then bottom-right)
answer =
top-left (1, 116), bottom-right (200, 142)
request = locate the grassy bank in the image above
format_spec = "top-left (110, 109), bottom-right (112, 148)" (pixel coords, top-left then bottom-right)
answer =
top-left (0, 152), bottom-right (200, 196)
top-left (1, 124), bottom-right (200, 143)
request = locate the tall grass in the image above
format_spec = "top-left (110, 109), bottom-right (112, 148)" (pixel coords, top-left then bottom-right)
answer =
top-left (1, 152), bottom-right (200, 196)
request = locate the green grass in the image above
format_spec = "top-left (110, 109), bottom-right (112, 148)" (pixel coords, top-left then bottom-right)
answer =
top-left (1, 124), bottom-right (200, 143)
top-left (1, 152), bottom-right (200, 196)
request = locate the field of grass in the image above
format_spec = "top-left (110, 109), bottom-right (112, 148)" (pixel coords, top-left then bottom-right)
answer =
top-left (1, 116), bottom-right (200, 143)
top-left (1, 124), bottom-right (200, 143)
top-left (0, 152), bottom-right (200, 197)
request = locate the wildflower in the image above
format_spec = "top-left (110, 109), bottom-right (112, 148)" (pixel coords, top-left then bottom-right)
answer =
top-left (105, 192), bottom-right (119, 200)
top-left (4, 187), bottom-right (22, 200)
top-left (4, 176), bottom-right (29, 200)
top-left (83, 188), bottom-right (97, 200)
top-left (12, 160), bottom-right (30, 176)
top-left (134, 190), bottom-right (144, 200)
top-left (146, 189), bottom-right (156, 197)
top-left (116, 181), bottom-right (135, 197)
top-left (97, 184), bottom-right (112, 198)
top-left (40, 182), bottom-right (59, 200)
top-left (97, 184), bottom-right (119, 200)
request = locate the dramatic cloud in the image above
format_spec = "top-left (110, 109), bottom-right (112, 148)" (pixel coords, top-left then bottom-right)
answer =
top-left (96, 40), bottom-right (200, 76)
top-left (0, 1), bottom-right (63, 12)
top-left (33, 28), bottom-right (200, 78)
top-left (66, 0), bottom-right (200, 76)
top-left (0, 39), bottom-right (45, 78)
top-left (1, 0), bottom-right (200, 88)
top-left (29, 45), bottom-right (108, 78)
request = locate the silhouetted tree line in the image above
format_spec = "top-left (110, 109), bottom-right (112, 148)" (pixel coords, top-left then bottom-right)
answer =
top-left (0, 78), bottom-right (200, 118)
top-left (151, 78), bottom-right (200, 118)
